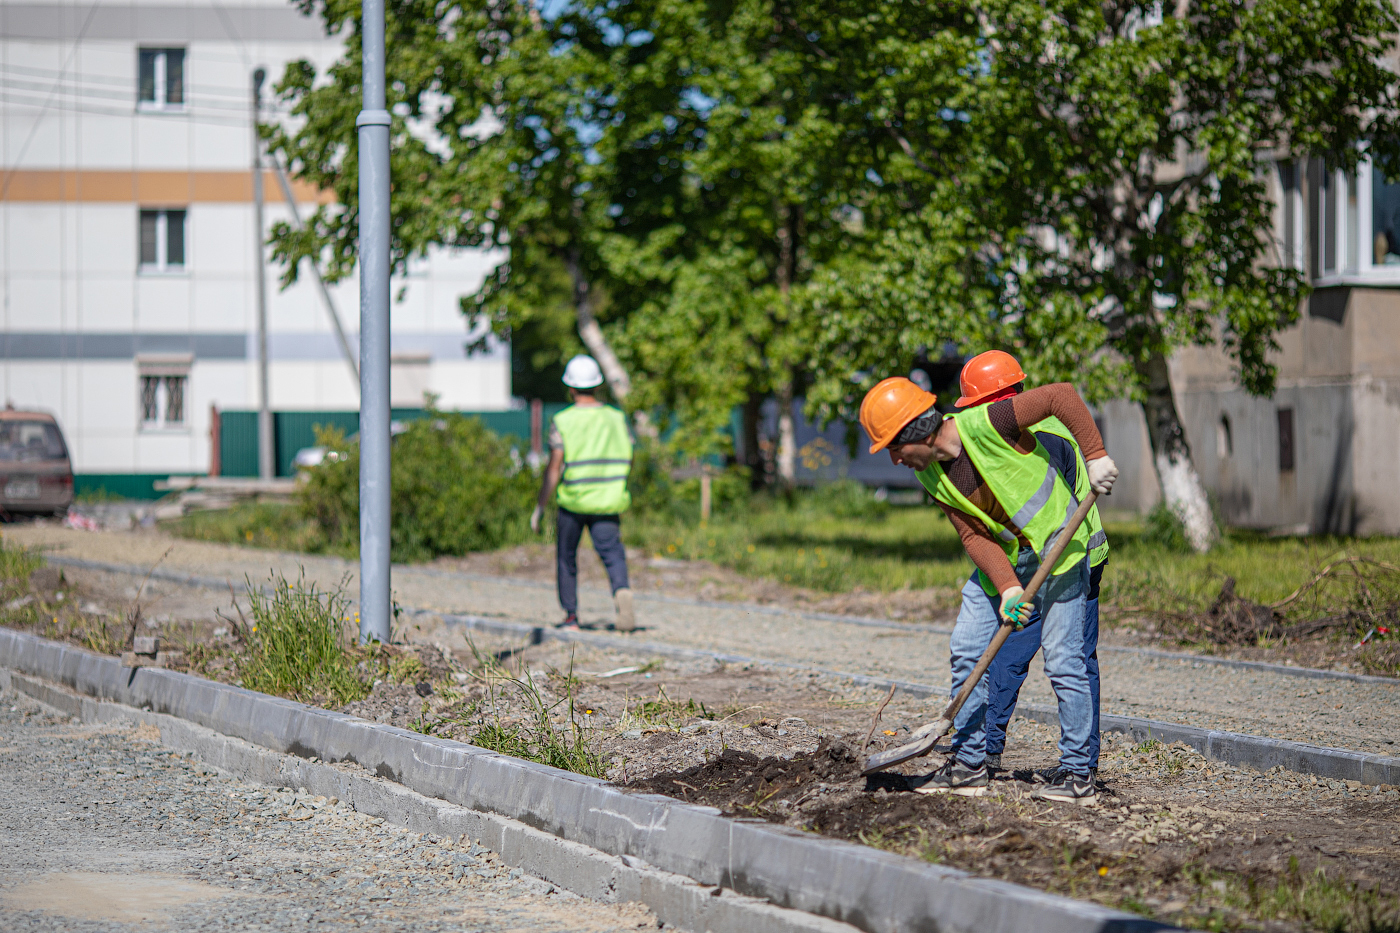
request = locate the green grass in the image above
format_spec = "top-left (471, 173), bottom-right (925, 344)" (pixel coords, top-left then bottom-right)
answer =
top-left (172, 502), bottom-right (328, 554)
top-left (237, 570), bottom-right (371, 706)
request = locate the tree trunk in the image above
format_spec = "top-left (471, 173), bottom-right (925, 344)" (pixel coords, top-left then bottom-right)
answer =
top-left (741, 393), bottom-right (766, 491)
top-left (564, 249), bottom-right (631, 401)
top-left (776, 381), bottom-right (797, 486)
top-left (1138, 352), bottom-right (1217, 552)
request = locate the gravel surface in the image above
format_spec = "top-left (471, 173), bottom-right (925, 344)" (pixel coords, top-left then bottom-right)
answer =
top-left (8, 525), bottom-right (1398, 757)
top-left (0, 688), bottom-right (658, 932)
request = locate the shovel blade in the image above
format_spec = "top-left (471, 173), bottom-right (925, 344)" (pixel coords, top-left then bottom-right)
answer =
top-left (861, 718), bottom-right (952, 775)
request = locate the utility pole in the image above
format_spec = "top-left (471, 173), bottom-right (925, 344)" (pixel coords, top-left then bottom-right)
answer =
top-left (252, 66), bottom-right (274, 481)
top-left (357, 0), bottom-right (392, 644)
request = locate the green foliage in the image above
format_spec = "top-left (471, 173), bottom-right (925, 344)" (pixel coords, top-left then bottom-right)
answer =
top-left (1143, 503), bottom-right (1193, 554)
top-left (297, 413), bottom-right (537, 562)
top-left (238, 571), bottom-right (370, 706)
top-left (0, 538), bottom-right (42, 602)
top-left (172, 501), bottom-right (323, 552)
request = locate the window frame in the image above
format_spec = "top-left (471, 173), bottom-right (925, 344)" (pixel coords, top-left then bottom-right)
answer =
top-left (136, 47), bottom-right (187, 112)
top-left (1306, 155), bottom-right (1400, 287)
top-left (138, 208), bottom-right (188, 274)
top-left (138, 357), bottom-right (192, 432)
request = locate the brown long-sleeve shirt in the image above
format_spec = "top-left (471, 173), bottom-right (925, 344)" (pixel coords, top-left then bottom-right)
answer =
top-left (936, 383), bottom-right (1105, 592)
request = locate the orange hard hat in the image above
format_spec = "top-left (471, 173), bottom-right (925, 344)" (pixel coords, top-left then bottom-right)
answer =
top-left (859, 377), bottom-right (939, 454)
top-left (956, 350), bottom-right (1027, 407)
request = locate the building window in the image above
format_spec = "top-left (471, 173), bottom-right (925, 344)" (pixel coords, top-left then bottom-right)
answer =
top-left (139, 357), bottom-right (191, 430)
top-left (1216, 414), bottom-right (1233, 459)
top-left (1277, 162), bottom-right (1305, 271)
top-left (138, 48), bottom-right (185, 110)
top-left (1277, 407), bottom-right (1295, 473)
top-left (139, 209), bottom-right (186, 271)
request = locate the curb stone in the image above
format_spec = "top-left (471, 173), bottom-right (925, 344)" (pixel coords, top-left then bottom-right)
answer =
top-left (0, 627), bottom-right (1173, 933)
top-left (41, 554), bottom-right (1400, 685)
top-left (0, 668), bottom-right (859, 933)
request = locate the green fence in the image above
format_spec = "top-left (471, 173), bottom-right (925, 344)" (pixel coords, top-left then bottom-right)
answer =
top-left (218, 407), bottom-right (567, 478)
top-left (74, 473), bottom-right (200, 501)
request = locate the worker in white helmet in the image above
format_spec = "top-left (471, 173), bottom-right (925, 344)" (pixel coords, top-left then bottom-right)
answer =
top-left (531, 355), bottom-right (636, 631)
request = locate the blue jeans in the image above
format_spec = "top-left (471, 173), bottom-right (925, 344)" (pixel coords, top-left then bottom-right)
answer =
top-left (556, 507), bottom-right (630, 615)
top-left (946, 547), bottom-right (1092, 775)
top-left (985, 561), bottom-right (1104, 767)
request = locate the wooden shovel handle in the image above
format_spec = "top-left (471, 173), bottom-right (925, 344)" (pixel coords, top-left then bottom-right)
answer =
top-left (937, 491), bottom-right (1100, 725)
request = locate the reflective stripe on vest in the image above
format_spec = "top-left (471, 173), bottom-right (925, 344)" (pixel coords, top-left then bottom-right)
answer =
top-left (552, 405), bottom-right (633, 514)
top-left (917, 405), bottom-right (1089, 595)
top-left (1032, 415), bottom-right (1109, 568)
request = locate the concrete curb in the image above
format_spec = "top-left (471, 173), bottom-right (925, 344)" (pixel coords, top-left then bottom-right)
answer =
top-left (40, 554), bottom-right (1400, 686)
top-left (417, 609), bottom-right (1400, 787)
top-left (0, 667), bottom-right (859, 933)
top-left (0, 626), bottom-right (1171, 933)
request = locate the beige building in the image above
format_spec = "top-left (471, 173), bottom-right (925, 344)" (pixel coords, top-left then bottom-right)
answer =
top-left (1101, 160), bottom-right (1400, 536)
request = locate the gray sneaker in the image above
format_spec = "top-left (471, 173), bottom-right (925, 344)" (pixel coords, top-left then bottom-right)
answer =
top-left (911, 759), bottom-right (990, 797)
top-left (1033, 771), bottom-right (1097, 805)
top-left (1035, 765), bottom-right (1098, 785)
top-left (614, 588), bottom-right (635, 632)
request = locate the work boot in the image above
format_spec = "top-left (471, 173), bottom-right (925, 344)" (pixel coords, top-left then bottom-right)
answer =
top-left (614, 588), bottom-right (636, 632)
top-left (1033, 765), bottom-right (1066, 785)
top-left (911, 759), bottom-right (989, 797)
top-left (984, 752), bottom-right (1003, 772)
top-left (1034, 771), bottom-right (1097, 805)
top-left (558, 613), bottom-right (579, 630)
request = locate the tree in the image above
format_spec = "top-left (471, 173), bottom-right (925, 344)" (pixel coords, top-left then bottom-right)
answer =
top-left (804, 0), bottom-right (1400, 550)
top-left (266, 0), bottom-right (639, 403)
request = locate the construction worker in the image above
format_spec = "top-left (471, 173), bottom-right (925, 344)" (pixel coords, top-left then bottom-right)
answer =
top-left (860, 373), bottom-right (1117, 804)
top-left (953, 352), bottom-right (1110, 784)
top-left (531, 355), bottom-right (636, 632)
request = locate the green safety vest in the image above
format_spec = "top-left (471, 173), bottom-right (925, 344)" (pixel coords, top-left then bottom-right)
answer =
top-left (1032, 415), bottom-right (1110, 569)
top-left (915, 405), bottom-right (1091, 596)
top-left (552, 404), bottom-right (633, 515)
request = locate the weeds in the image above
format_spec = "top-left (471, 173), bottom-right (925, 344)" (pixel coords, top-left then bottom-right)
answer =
top-left (620, 685), bottom-right (713, 731)
top-left (460, 641), bottom-right (607, 778)
top-left (237, 571), bottom-right (370, 706)
top-left (1193, 863), bottom-right (1400, 933)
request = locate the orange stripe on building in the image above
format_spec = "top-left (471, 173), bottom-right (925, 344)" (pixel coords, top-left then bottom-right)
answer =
top-left (0, 170), bottom-right (334, 204)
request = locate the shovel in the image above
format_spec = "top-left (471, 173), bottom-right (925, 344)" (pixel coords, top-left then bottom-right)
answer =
top-left (862, 491), bottom-right (1100, 776)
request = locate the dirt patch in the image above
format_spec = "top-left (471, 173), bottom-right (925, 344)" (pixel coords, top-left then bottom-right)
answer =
top-left (631, 731), bottom-right (1400, 932)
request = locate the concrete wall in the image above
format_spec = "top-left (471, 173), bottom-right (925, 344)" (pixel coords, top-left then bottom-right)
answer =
top-left (1098, 286), bottom-right (1400, 535)
top-left (1, 2), bottom-right (510, 476)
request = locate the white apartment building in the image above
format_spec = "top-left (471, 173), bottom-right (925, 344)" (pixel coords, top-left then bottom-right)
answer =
top-left (1, 0), bottom-right (509, 488)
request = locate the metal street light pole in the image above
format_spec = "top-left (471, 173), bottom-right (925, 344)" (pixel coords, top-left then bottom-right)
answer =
top-left (252, 67), bottom-right (274, 481)
top-left (357, 0), bottom-right (392, 643)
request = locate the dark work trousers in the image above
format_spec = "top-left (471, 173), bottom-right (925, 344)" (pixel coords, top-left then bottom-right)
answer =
top-left (556, 507), bottom-right (630, 615)
top-left (985, 560), bottom-right (1105, 767)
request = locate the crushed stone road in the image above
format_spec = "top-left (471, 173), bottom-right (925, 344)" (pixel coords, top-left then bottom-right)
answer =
top-left (0, 688), bottom-right (658, 932)
top-left (7, 525), bottom-right (1398, 757)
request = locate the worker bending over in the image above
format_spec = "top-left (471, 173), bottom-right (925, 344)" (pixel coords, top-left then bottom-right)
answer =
top-left (860, 375), bottom-right (1117, 804)
top-left (954, 353), bottom-right (1110, 783)
top-left (532, 355), bottom-right (636, 632)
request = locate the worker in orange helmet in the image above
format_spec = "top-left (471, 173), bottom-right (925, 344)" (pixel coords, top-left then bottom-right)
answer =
top-left (956, 351), bottom-right (1111, 787)
top-left (859, 364), bottom-right (1117, 805)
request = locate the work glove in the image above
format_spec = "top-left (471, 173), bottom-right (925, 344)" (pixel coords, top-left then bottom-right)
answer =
top-left (1086, 456), bottom-right (1118, 495)
top-left (530, 504), bottom-right (545, 534)
top-left (999, 586), bottom-right (1033, 630)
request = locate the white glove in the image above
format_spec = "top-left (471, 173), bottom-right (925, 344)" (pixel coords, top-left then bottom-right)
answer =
top-left (999, 586), bottom-right (1032, 629)
top-left (530, 504), bottom-right (544, 534)
top-left (1086, 456), bottom-right (1118, 495)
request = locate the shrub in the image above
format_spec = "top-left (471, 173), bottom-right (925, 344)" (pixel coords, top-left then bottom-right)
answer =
top-left (298, 412), bottom-right (537, 562)
top-left (1143, 502), bottom-right (1192, 553)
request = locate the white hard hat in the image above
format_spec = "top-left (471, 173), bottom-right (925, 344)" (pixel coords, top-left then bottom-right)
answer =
top-left (562, 354), bottom-right (605, 389)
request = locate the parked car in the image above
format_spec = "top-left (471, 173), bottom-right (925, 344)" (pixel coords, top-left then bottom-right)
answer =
top-left (0, 409), bottom-right (73, 517)
top-left (292, 421), bottom-right (410, 470)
